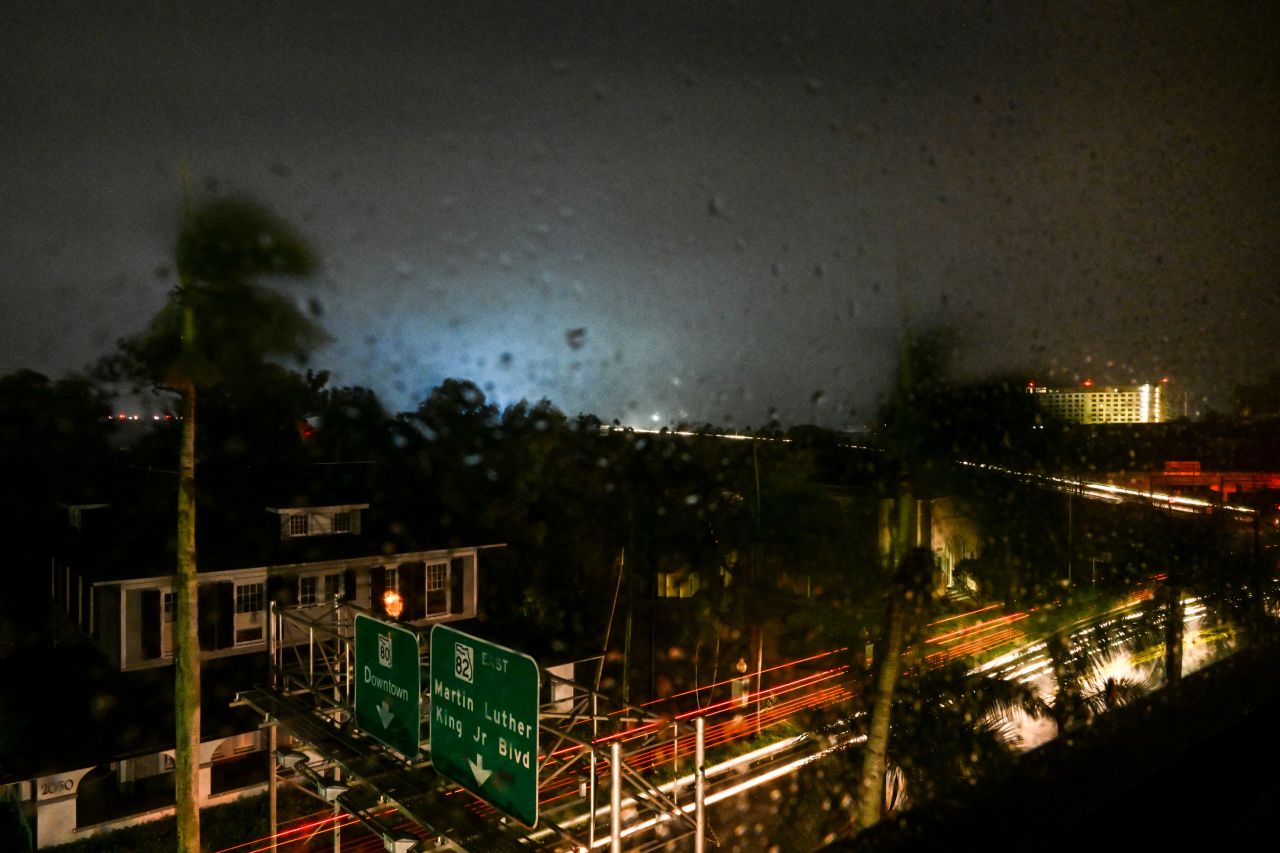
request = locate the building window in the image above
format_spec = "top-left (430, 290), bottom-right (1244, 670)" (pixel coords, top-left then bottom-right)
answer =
top-left (299, 573), bottom-right (343, 606)
top-left (332, 510), bottom-right (351, 533)
top-left (161, 591), bottom-right (177, 658)
top-left (299, 576), bottom-right (318, 607)
top-left (426, 561), bottom-right (449, 615)
top-left (236, 583), bottom-right (264, 615)
top-left (324, 572), bottom-right (343, 601)
top-left (385, 567), bottom-right (398, 593)
top-left (234, 582), bottom-right (265, 644)
top-left (427, 563), bottom-right (447, 592)
top-left (289, 514), bottom-right (309, 537)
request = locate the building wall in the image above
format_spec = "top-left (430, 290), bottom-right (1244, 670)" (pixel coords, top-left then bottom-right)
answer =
top-left (93, 586), bottom-right (121, 670)
top-left (930, 496), bottom-right (981, 589)
top-left (88, 549), bottom-right (481, 671)
top-left (1029, 383), bottom-right (1165, 424)
top-left (876, 495), bottom-right (982, 590)
top-left (27, 733), bottom-right (268, 849)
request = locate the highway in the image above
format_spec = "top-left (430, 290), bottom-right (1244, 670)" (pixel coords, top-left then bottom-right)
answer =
top-left (216, 582), bottom-right (1231, 852)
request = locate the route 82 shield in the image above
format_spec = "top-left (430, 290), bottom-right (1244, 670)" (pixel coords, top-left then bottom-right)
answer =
top-left (454, 641), bottom-right (474, 683)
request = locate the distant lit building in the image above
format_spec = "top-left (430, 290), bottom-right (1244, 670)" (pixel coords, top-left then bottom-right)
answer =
top-left (1027, 380), bottom-right (1168, 424)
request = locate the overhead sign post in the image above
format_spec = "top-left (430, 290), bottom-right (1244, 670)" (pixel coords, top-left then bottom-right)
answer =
top-left (429, 623), bottom-right (540, 827)
top-left (354, 613), bottom-right (422, 759)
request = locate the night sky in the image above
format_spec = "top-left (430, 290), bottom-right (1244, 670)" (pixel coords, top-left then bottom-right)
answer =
top-left (3, 1), bottom-right (1277, 428)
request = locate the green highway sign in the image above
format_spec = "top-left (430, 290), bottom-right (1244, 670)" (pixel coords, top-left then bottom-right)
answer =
top-left (355, 613), bottom-right (422, 758)
top-left (429, 624), bottom-right (540, 827)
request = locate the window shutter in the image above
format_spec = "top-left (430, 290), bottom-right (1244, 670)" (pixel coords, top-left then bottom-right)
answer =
top-left (199, 582), bottom-right (235, 650)
top-left (141, 590), bottom-right (161, 659)
top-left (402, 561), bottom-right (426, 620)
top-left (449, 557), bottom-right (466, 614)
top-left (267, 574), bottom-right (295, 609)
top-left (370, 567), bottom-right (386, 616)
top-left (198, 584), bottom-right (217, 650)
top-left (215, 582), bottom-right (235, 649)
top-left (343, 569), bottom-right (357, 602)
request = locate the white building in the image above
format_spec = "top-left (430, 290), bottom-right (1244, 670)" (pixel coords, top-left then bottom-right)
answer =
top-left (7, 468), bottom-right (495, 849)
top-left (1027, 380), bottom-right (1167, 424)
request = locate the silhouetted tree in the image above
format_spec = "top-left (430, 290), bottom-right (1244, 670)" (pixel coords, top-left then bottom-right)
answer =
top-left (107, 195), bottom-right (322, 852)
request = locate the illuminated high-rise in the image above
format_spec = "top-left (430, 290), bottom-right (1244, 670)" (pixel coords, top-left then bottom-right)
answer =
top-left (1027, 379), bottom-right (1168, 424)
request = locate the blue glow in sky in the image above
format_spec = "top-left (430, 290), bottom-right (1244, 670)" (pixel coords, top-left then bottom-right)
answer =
top-left (3, 1), bottom-right (1277, 426)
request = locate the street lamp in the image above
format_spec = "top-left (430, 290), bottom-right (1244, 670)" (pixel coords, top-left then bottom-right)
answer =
top-left (383, 589), bottom-right (403, 619)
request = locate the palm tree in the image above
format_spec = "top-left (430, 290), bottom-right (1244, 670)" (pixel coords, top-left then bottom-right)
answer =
top-left (1043, 629), bottom-right (1152, 735)
top-left (110, 195), bottom-right (322, 851)
top-left (853, 329), bottom-right (949, 831)
top-left (854, 544), bottom-right (933, 830)
top-left (1126, 506), bottom-right (1246, 689)
top-left (886, 661), bottom-right (1044, 808)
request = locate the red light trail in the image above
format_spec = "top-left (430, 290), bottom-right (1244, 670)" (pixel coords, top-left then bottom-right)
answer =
top-left (216, 604), bottom-right (1067, 851)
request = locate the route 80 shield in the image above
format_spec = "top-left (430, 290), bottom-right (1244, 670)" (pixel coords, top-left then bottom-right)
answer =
top-left (354, 613), bottom-right (422, 759)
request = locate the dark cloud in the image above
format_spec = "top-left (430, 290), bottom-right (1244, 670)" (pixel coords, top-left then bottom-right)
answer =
top-left (1, 1), bottom-right (1277, 426)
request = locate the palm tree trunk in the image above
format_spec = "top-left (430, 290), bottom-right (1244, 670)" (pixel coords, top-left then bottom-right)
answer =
top-left (856, 480), bottom-right (918, 831)
top-left (174, 327), bottom-right (202, 849)
top-left (855, 599), bottom-right (907, 830)
top-left (175, 383), bottom-right (201, 851)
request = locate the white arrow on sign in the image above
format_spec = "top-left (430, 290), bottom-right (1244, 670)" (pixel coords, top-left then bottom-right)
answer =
top-left (468, 754), bottom-right (493, 787)
top-left (376, 700), bottom-right (394, 729)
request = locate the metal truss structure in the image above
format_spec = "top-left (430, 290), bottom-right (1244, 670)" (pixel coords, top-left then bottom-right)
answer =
top-left (235, 601), bottom-right (716, 852)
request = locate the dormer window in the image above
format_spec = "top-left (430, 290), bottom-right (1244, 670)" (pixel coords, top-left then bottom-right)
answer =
top-left (268, 504), bottom-right (368, 540)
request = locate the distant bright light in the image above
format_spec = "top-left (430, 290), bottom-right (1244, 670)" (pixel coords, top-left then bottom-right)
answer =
top-left (650, 411), bottom-right (661, 423)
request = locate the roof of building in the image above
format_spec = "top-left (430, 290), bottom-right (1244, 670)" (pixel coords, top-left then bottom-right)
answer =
top-left (59, 462), bottom-right (470, 582)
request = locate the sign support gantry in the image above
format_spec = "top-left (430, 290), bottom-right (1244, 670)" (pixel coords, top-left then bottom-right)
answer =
top-left (235, 601), bottom-right (718, 851)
